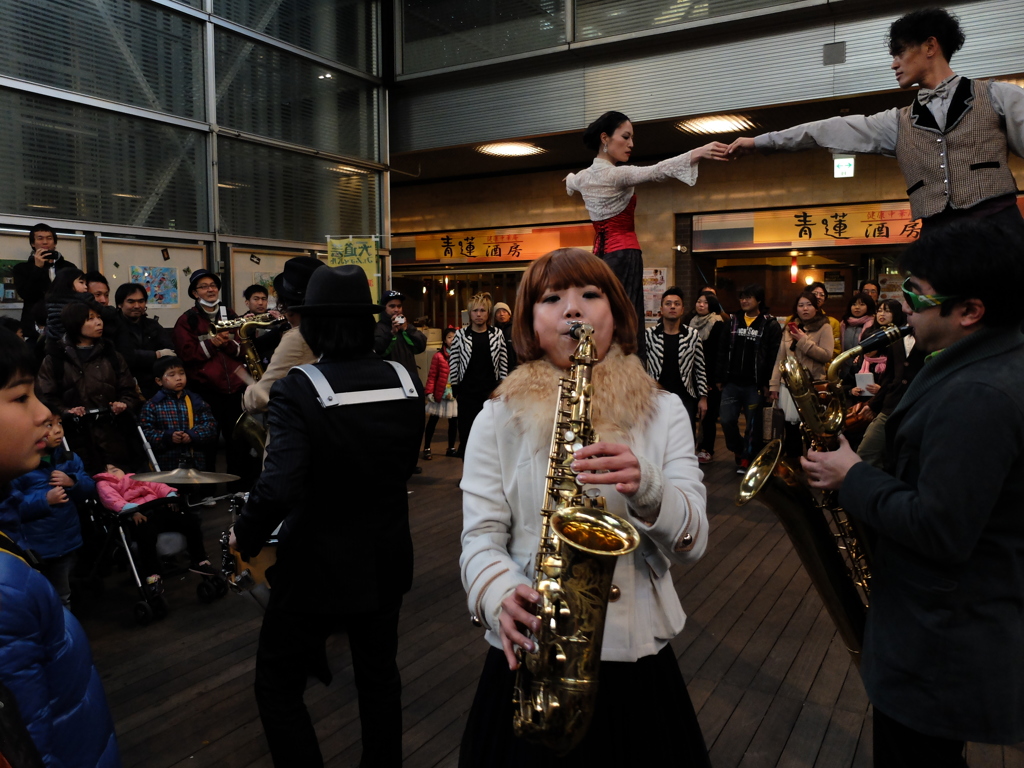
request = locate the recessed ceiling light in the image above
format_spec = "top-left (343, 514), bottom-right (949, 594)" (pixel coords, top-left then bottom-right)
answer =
top-left (675, 115), bottom-right (756, 135)
top-left (112, 193), bottom-right (141, 198)
top-left (328, 164), bottom-right (370, 174)
top-left (475, 142), bottom-right (545, 157)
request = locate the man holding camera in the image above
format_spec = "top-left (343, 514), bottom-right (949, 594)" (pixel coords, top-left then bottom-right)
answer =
top-left (12, 224), bottom-right (74, 340)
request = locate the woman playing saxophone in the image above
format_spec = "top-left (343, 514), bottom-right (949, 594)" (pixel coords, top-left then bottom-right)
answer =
top-left (459, 247), bottom-right (710, 766)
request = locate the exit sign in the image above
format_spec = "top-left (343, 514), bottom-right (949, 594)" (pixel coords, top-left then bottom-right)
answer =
top-left (833, 154), bottom-right (855, 178)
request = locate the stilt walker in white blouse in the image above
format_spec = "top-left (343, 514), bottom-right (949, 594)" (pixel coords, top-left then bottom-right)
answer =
top-left (566, 112), bottom-right (729, 363)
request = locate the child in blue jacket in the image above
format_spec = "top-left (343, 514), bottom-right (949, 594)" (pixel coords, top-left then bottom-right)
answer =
top-left (6, 413), bottom-right (94, 607)
top-left (0, 327), bottom-right (120, 768)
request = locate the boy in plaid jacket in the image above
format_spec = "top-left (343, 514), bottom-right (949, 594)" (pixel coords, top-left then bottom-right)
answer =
top-left (140, 356), bottom-right (218, 470)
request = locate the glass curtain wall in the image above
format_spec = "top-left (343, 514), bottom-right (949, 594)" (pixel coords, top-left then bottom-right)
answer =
top-left (399, 0), bottom-right (804, 73)
top-left (0, 0), bottom-right (382, 244)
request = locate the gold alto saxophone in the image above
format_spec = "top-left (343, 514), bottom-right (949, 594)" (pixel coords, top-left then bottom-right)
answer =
top-left (512, 322), bottom-right (641, 755)
top-left (737, 323), bottom-right (910, 660)
top-left (212, 313), bottom-right (287, 454)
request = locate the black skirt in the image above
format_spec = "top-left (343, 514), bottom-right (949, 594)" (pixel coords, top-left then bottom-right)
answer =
top-left (459, 645), bottom-right (710, 768)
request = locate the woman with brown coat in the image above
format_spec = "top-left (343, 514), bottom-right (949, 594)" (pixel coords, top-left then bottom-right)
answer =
top-left (37, 302), bottom-right (141, 472)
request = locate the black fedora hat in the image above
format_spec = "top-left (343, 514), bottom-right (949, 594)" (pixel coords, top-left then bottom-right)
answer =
top-left (273, 256), bottom-right (324, 307)
top-left (292, 265), bottom-right (384, 316)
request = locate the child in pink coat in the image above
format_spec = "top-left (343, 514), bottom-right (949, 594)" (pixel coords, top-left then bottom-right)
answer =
top-left (94, 466), bottom-right (215, 589)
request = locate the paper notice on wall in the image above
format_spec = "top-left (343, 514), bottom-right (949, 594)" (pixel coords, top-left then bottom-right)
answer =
top-left (328, 236), bottom-right (379, 298)
top-left (642, 268), bottom-right (668, 326)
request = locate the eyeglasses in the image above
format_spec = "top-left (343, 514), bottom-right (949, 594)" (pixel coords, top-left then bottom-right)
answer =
top-left (901, 276), bottom-right (957, 312)
top-left (195, 282), bottom-right (218, 290)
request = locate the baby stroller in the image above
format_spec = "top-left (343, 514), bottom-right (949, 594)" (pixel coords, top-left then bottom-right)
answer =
top-left (71, 407), bottom-right (228, 625)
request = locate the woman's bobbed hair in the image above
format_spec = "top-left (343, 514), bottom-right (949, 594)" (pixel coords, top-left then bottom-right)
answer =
top-left (844, 292), bottom-right (877, 322)
top-left (790, 291), bottom-right (825, 320)
top-left (60, 301), bottom-right (96, 344)
top-left (876, 298), bottom-right (907, 327)
top-left (582, 111), bottom-right (630, 153)
top-left (512, 248), bottom-right (636, 363)
top-left (697, 290), bottom-right (723, 315)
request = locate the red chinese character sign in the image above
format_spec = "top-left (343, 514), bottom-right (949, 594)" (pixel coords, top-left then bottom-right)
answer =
top-left (391, 225), bottom-right (593, 264)
top-left (693, 202), bottom-right (927, 251)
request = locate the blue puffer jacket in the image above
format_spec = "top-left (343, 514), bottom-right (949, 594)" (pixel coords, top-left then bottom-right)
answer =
top-left (5, 448), bottom-right (92, 559)
top-left (0, 534), bottom-right (120, 767)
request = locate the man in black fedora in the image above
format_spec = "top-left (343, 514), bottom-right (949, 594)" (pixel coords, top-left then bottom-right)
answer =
top-left (242, 256), bottom-right (323, 415)
top-left (231, 265), bottom-right (424, 768)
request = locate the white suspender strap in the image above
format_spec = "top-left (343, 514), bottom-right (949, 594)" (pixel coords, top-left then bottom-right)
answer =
top-left (291, 361), bottom-right (418, 408)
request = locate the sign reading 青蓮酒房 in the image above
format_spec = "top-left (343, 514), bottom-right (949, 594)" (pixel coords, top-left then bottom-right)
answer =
top-left (693, 202), bottom-right (926, 252)
top-left (391, 225), bottom-right (593, 264)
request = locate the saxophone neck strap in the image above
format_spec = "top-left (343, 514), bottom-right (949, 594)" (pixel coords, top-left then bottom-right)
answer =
top-left (291, 360), bottom-right (418, 408)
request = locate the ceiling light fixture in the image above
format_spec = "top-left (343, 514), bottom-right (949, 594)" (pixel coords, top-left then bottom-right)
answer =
top-left (675, 114), bottom-right (756, 135)
top-left (475, 142), bottom-right (545, 157)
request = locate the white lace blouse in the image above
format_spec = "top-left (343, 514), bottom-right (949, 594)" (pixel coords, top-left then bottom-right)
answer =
top-left (565, 153), bottom-right (699, 221)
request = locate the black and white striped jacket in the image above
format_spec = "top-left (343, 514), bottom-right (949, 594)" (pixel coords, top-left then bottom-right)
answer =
top-left (644, 323), bottom-right (707, 399)
top-left (449, 326), bottom-right (508, 384)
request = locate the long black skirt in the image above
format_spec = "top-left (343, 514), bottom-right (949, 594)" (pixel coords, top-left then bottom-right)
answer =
top-left (459, 645), bottom-right (710, 768)
top-left (599, 247), bottom-right (647, 363)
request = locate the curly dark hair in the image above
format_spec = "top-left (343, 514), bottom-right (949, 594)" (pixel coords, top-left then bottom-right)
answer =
top-left (887, 8), bottom-right (965, 61)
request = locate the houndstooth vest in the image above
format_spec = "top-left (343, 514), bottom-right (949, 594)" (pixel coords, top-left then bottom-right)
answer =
top-left (896, 78), bottom-right (1018, 220)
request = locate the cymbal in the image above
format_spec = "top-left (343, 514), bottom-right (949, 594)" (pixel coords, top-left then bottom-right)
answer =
top-left (131, 467), bottom-right (240, 485)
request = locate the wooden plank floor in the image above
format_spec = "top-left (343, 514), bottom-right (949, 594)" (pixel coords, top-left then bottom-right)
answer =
top-left (74, 432), bottom-right (1024, 767)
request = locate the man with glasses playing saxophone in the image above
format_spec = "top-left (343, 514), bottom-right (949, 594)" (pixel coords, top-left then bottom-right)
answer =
top-left (802, 218), bottom-right (1024, 767)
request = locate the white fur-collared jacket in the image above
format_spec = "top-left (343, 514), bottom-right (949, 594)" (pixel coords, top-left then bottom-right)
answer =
top-left (460, 347), bottom-right (709, 662)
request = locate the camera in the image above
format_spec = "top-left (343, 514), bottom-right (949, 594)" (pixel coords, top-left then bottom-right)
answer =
top-left (40, 250), bottom-right (61, 261)
top-left (393, 314), bottom-right (406, 326)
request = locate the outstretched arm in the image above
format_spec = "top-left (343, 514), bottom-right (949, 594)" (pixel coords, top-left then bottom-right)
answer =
top-left (609, 141), bottom-right (730, 188)
top-left (728, 110), bottom-right (900, 157)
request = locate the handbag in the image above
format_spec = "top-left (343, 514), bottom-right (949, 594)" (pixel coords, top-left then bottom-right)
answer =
top-left (442, 382), bottom-right (454, 401)
top-left (762, 404), bottom-right (785, 442)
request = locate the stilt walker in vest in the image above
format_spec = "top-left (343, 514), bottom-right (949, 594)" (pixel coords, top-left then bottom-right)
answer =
top-left (727, 8), bottom-right (1024, 233)
top-left (566, 113), bottom-right (730, 362)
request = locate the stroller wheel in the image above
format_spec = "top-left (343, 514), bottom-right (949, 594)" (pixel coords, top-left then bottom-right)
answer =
top-left (153, 595), bottom-right (169, 619)
top-left (196, 579), bottom-right (218, 604)
top-left (133, 601), bottom-right (153, 626)
top-left (213, 578), bottom-right (229, 599)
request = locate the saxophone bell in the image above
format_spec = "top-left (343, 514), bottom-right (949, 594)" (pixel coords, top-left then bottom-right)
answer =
top-left (737, 323), bottom-right (909, 661)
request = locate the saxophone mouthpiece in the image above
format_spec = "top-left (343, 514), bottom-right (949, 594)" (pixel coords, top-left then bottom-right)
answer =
top-left (567, 322), bottom-right (593, 339)
top-left (858, 324), bottom-right (911, 355)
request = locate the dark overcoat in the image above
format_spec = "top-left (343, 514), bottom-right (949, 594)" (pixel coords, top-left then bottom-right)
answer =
top-left (234, 354), bottom-right (424, 614)
top-left (840, 327), bottom-right (1024, 743)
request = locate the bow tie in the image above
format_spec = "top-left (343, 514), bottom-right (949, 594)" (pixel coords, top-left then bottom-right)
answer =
top-left (917, 78), bottom-right (955, 106)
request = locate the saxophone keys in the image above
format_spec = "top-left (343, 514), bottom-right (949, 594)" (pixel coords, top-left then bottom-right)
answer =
top-left (564, 429), bottom-right (575, 442)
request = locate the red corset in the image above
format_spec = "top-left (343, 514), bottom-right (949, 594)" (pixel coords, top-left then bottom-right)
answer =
top-left (592, 195), bottom-right (641, 255)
